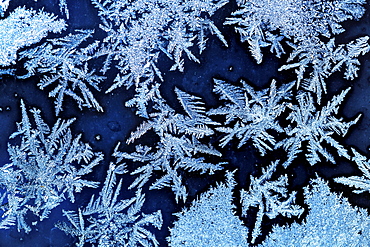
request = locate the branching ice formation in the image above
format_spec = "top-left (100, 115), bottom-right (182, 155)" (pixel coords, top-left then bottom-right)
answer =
top-left (276, 88), bottom-right (361, 167)
top-left (57, 162), bottom-right (163, 247)
top-left (240, 160), bottom-right (303, 244)
top-left (335, 148), bottom-right (370, 194)
top-left (225, 0), bottom-right (369, 102)
top-left (91, 0), bottom-right (228, 100)
top-left (19, 30), bottom-right (105, 115)
top-left (208, 79), bottom-right (293, 155)
top-left (0, 100), bottom-right (103, 233)
top-left (115, 88), bottom-right (224, 203)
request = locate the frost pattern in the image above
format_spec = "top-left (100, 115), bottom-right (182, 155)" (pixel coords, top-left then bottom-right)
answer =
top-left (261, 177), bottom-right (370, 246)
top-left (115, 88), bottom-right (224, 203)
top-left (241, 160), bottom-right (303, 244)
top-left (19, 30), bottom-right (105, 115)
top-left (167, 171), bottom-right (249, 247)
top-left (91, 0), bottom-right (228, 93)
top-left (276, 88), bottom-right (360, 167)
top-left (225, 0), bottom-right (369, 101)
top-left (279, 36), bottom-right (370, 102)
top-left (57, 162), bottom-right (163, 247)
top-left (335, 148), bottom-right (370, 194)
top-left (0, 0), bottom-right (9, 16)
top-left (208, 78), bottom-right (293, 155)
top-left (0, 100), bottom-right (103, 233)
top-left (0, 6), bottom-right (66, 66)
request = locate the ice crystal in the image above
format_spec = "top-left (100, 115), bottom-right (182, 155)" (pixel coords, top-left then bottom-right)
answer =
top-left (261, 177), bottom-right (370, 246)
top-left (57, 162), bottom-right (162, 247)
top-left (115, 88), bottom-right (224, 203)
top-left (276, 88), bottom-right (360, 167)
top-left (19, 30), bottom-right (105, 115)
top-left (279, 36), bottom-right (370, 102)
top-left (91, 0), bottom-right (228, 94)
top-left (167, 171), bottom-right (249, 247)
top-left (0, 100), bottom-right (103, 233)
top-left (335, 148), bottom-right (370, 194)
top-left (225, 0), bottom-right (369, 101)
top-left (208, 79), bottom-right (293, 155)
top-left (241, 160), bottom-right (303, 244)
top-left (0, 6), bottom-right (66, 66)
top-left (0, 0), bottom-right (9, 16)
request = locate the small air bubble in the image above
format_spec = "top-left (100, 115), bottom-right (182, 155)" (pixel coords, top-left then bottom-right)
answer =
top-left (5, 106), bottom-right (10, 111)
top-left (229, 66), bottom-right (233, 71)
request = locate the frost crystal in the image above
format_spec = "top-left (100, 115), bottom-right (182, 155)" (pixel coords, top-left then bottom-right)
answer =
top-left (91, 0), bottom-right (228, 93)
top-left (208, 79), bottom-right (293, 155)
top-left (261, 177), bottom-right (370, 246)
top-left (241, 160), bottom-right (303, 244)
top-left (57, 162), bottom-right (162, 247)
top-left (0, 100), bottom-right (103, 233)
top-left (225, 0), bottom-right (369, 101)
top-left (335, 148), bottom-right (370, 194)
top-left (276, 88), bottom-right (360, 167)
top-left (0, 6), bottom-right (66, 66)
top-left (0, 0), bottom-right (9, 16)
top-left (167, 171), bottom-right (249, 247)
top-left (115, 88), bottom-right (224, 203)
top-left (19, 30), bottom-right (105, 115)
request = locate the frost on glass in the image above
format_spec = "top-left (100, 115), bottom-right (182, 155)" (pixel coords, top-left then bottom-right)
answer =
top-left (57, 162), bottom-right (163, 247)
top-left (241, 160), bottom-right (303, 244)
top-left (0, 6), bottom-right (66, 67)
top-left (115, 88), bottom-right (224, 203)
top-left (167, 171), bottom-right (249, 247)
top-left (261, 177), bottom-right (370, 246)
top-left (91, 0), bottom-right (228, 95)
top-left (208, 78), bottom-right (293, 155)
top-left (0, 100), bottom-right (103, 233)
top-left (0, 0), bottom-right (9, 16)
top-left (19, 30), bottom-right (105, 115)
top-left (276, 88), bottom-right (360, 167)
top-left (225, 0), bottom-right (369, 102)
top-left (335, 148), bottom-right (370, 193)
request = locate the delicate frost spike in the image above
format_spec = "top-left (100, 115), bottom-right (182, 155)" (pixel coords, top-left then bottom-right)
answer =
top-left (57, 162), bottom-right (162, 247)
top-left (335, 148), bottom-right (370, 194)
top-left (0, 6), bottom-right (66, 66)
top-left (241, 161), bottom-right (303, 244)
top-left (91, 0), bottom-right (228, 93)
top-left (209, 79), bottom-right (293, 155)
top-left (116, 89), bottom-right (224, 203)
top-left (167, 171), bottom-right (249, 247)
top-left (277, 88), bottom-right (360, 167)
top-left (261, 177), bottom-right (370, 246)
top-left (0, 100), bottom-right (102, 233)
top-left (19, 30), bottom-right (105, 115)
top-left (226, 0), bottom-right (368, 101)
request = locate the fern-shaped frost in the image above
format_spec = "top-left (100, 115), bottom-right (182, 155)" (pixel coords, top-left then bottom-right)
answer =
top-left (276, 88), bottom-right (360, 167)
top-left (19, 30), bottom-right (105, 115)
top-left (0, 100), bottom-right (103, 232)
top-left (241, 161), bottom-right (303, 244)
top-left (57, 162), bottom-right (162, 247)
top-left (116, 88), bottom-right (224, 203)
top-left (335, 148), bottom-right (370, 194)
top-left (209, 79), bottom-right (293, 155)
